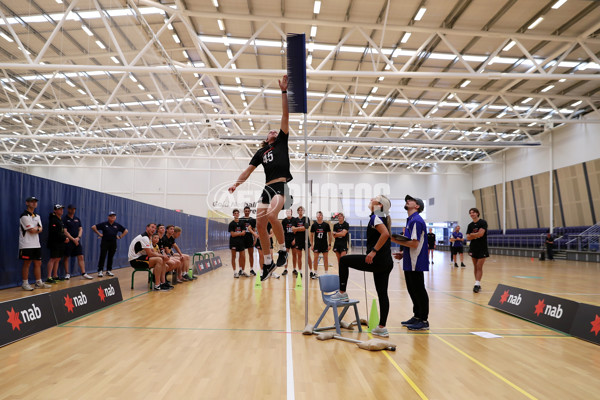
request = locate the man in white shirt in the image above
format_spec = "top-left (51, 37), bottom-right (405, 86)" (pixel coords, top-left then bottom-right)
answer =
top-left (19, 196), bottom-right (51, 291)
top-left (128, 223), bottom-right (171, 291)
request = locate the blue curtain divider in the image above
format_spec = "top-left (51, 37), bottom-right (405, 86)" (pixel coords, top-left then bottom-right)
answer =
top-left (0, 167), bottom-right (228, 290)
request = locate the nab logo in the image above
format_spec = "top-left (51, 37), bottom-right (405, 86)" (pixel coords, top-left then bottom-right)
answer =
top-left (65, 292), bottom-right (88, 313)
top-left (499, 290), bottom-right (521, 305)
top-left (98, 284), bottom-right (116, 302)
top-left (534, 298), bottom-right (563, 319)
top-left (6, 304), bottom-right (42, 330)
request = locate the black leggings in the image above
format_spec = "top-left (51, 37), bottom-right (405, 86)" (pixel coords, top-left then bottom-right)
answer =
top-left (339, 254), bottom-right (393, 326)
top-left (404, 271), bottom-right (429, 321)
top-left (97, 240), bottom-right (117, 271)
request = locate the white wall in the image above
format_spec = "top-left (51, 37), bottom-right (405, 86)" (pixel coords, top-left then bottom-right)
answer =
top-left (472, 111), bottom-right (600, 189)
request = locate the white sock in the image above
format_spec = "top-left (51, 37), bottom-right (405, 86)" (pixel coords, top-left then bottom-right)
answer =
top-left (281, 245), bottom-right (286, 251)
top-left (475, 281), bottom-right (481, 286)
top-left (23, 280), bottom-right (28, 285)
top-left (36, 279), bottom-right (43, 284)
top-left (265, 255), bottom-right (272, 264)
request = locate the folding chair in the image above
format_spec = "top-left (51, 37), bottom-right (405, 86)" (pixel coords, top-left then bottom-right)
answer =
top-left (313, 274), bottom-right (362, 335)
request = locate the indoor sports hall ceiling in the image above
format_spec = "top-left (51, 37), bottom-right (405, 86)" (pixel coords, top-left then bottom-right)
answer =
top-left (0, 0), bottom-right (599, 174)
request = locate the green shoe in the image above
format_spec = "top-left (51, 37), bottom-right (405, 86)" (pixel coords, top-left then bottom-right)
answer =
top-left (45, 277), bottom-right (56, 284)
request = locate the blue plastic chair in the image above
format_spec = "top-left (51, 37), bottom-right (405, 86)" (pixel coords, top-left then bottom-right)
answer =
top-left (313, 274), bottom-right (362, 335)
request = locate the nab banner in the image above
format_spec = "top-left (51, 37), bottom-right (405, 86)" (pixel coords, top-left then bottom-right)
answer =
top-left (196, 258), bottom-right (212, 275)
top-left (49, 278), bottom-right (123, 324)
top-left (570, 302), bottom-right (600, 345)
top-left (1, 293), bottom-right (56, 347)
top-left (209, 256), bottom-right (223, 269)
top-left (286, 33), bottom-right (307, 114)
top-left (489, 284), bottom-right (578, 334)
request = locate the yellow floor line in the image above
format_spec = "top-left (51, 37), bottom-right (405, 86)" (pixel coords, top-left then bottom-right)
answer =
top-left (433, 334), bottom-right (539, 400)
top-left (381, 349), bottom-right (429, 400)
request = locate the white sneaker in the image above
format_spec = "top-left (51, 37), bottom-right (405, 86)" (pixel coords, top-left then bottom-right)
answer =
top-left (22, 282), bottom-right (34, 291)
top-left (371, 326), bottom-right (389, 338)
top-left (107, 271), bottom-right (114, 277)
top-left (98, 271), bottom-right (104, 277)
top-left (35, 281), bottom-right (52, 289)
top-left (82, 273), bottom-right (93, 279)
top-left (233, 272), bottom-right (240, 278)
top-left (240, 271), bottom-right (250, 277)
top-left (64, 274), bottom-right (71, 280)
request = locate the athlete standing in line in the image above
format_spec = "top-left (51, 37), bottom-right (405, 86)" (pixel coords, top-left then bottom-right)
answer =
top-left (466, 208), bottom-right (489, 293)
top-left (229, 76), bottom-right (291, 281)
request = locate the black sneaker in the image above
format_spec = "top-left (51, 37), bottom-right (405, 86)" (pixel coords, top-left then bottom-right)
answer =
top-left (162, 282), bottom-right (174, 290)
top-left (407, 320), bottom-right (429, 331)
top-left (473, 285), bottom-right (481, 293)
top-left (401, 317), bottom-right (419, 326)
top-left (454, 263), bottom-right (459, 268)
top-left (309, 272), bottom-right (314, 279)
top-left (276, 250), bottom-right (288, 267)
top-left (461, 263), bottom-right (466, 267)
top-left (282, 269), bottom-right (288, 276)
top-left (261, 262), bottom-right (276, 281)
top-left (153, 284), bottom-right (164, 291)
top-left (293, 269), bottom-right (298, 276)
top-left (249, 270), bottom-right (256, 276)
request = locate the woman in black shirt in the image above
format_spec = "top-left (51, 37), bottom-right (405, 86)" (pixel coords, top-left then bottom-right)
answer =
top-left (229, 75), bottom-right (290, 281)
top-left (466, 207), bottom-right (489, 293)
top-left (331, 195), bottom-right (394, 338)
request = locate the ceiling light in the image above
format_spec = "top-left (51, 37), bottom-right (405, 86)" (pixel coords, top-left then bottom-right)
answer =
top-left (527, 122), bottom-right (536, 127)
top-left (77, 89), bottom-right (85, 95)
top-left (558, 78), bottom-right (566, 82)
top-left (212, 0), bottom-right (219, 7)
top-left (183, 50), bottom-right (189, 58)
top-left (521, 97), bottom-right (533, 104)
top-left (541, 84), bottom-right (554, 92)
top-left (129, 74), bottom-right (137, 82)
top-left (217, 19), bottom-right (225, 31)
top-left (552, 0), bottom-right (567, 9)
top-left (371, 87), bottom-right (378, 93)
top-left (66, 79), bottom-right (76, 87)
top-left (414, 7), bottom-right (427, 21)
top-left (460, 80), bottom-right (471, 88)
top-left (95, 40), bottom-right (105, 49)
top-left (235, 77), bottom-right (241, 84)
top-left (401, 32), bottom-right (411, 43)
top-left (310, 26), bottom-right (317, 37)
top-left (167, 24), bottom-right (173, 30)
top-left (0, 32), bottom-right (13, 42)
top-left (571, 100), bottom-right (582, 107)
top-left (81, 25), bottom-right (93, 36)
top-left (502, 41), bottom-right (516, 51)
top-left (307, 54), bottom-right (313, 65)
top-left (226, 48), bottom-right (233, 59)
top-left (111, 56), bottom-right (120, 64)
top-left (528, 17), bottom-right (543, 30)
top-left (172, 34), bottom-right (180, 43)
top-left (137, 84), bottom-right (145, 90)
top-left (313, 1), bottom-right (321, 14)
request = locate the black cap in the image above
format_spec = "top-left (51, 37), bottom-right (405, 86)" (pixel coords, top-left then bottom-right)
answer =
top-left (25, 196), bottom-right (38, 202)
top-left (405, 194), bottom-right (425, 213)
top-left (67, 204), bottom-right (76, 209)
top-left (54, 204), bottom-right (64, 210)
top-left (108, 211), bottom-right (117, 216)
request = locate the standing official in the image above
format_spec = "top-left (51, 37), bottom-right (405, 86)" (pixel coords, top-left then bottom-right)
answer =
top-left (466, 208), bottom-right (489, 293)
top-left (450, 225), bottom-right (466, 268)
top-left (19, 196), bottom-right (51, 291)
top-left (91, 211), bottom-right (128, 277)
top-left (63, 204), bottom-right (93, 279)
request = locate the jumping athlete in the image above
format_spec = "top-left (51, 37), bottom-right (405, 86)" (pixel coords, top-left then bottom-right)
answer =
top-left (229, 75), bottom-right (291, 281)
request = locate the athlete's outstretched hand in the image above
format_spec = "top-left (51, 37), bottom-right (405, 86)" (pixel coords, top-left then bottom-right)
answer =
top-left (228, 185), bottom-right (236, 193)
top-left (279, 75), bottom-right (288, 92)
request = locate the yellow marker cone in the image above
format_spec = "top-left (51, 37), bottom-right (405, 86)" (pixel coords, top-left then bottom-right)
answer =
top-left (368, 298), bottom-right (379, 333)
top-left (254, 270), bottom-right (262, 289)
top-left (295, 271), bottom-right (303, 289)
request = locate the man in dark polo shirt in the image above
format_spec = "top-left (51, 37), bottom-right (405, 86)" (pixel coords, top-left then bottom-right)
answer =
top-left (63, 204), bottom-right (93, 280)
top-left (91, 211), bottom-right (128, 277)
top-left (46, 204), bottom-right (68, 284)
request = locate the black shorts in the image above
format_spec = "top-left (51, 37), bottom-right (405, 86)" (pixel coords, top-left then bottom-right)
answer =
top-left (333, 242), bottom-right (348, 253)
top-left (469, 249), bottom-right (489, 259)
top-left (428, 242), bottom-right (435, 249)
top-left (65, 242), bottom-right (84, 257)
top-left (229, 240), bottom-right (245, 251)
top-left (130, 255), bottom-right (150, 269)
top-left (284, 235), bottom-right (295, 249)
top-left (451, 246), bottom-right (464, 256)
top-left (313, 243), bottom-right (328, 253)
top-left (19, 248), bottom-right (42, 261)
top-left (293, 239), bottom-right (310, 250)
top-left (259, 182), bottom-right (293, 209)
top-left (244, 236), bottom-right (254, 249)
top-left (255, 238), bottom-right (273, 250)
top-left (48, 244), bottom-right (65, 259)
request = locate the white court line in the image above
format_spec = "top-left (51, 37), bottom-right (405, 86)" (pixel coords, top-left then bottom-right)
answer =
top-left (286, 273), bottom-right (295, 400)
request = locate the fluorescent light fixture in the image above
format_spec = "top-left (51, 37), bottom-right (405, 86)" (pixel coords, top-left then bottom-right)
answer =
top-left (378, 76), bottom-right (384, 81)
top-left (528, 17), bottom-right (543, 30)
top-left (235, 77), bottom-right (241, 84)
top-left (0, 32), bottom-right (13, 42)
top-left (521, 97), bottom-right (533, 104)
top-left (414, 7), bottom-right (427, 21)
top-left (401, 32), bottom-right (411, 43)
top-left (95, 40), bottom-right (105, 49)
top-left (183, 50), bottom-right (189, 58)
top-left (172, 34), bottom-right (180, 43)
top-left (558, 78), bottom-right (566, 82)
top-left (226, 48), bottom-right (233, 59)
top-left (167, 24), bottom-right (173, 30)
top-left (460, 80), bottom-right (471, 88)
top-left (66, 79), bottom-right (76, 87)
top-left (130, 74), bottom-right (137, 82)
top-left (137, 84), bottom-right (145, 90)
top-left (310, 26), bottom-right (317, 37)
top-left (307, 54), bottom-right (313, 65)
top-left (147, 94), bottom-right (153, 99)
top-left (82, 25), bottom-right (93, 36)
top-left (527, 122), bottom-right (536, 126)
top-left (571, 100), bottom-right (582, 106)
top-left (541, 84), bottom-right (554, 92)
top-left (314, 1), bottom-right (321, 14)
top-left (77, 89), bottom-right (85, 95)
top-left (371, 87), bottom-right (378, 93)
top-left (212, 0), bottom-right (219, 7)
top-left (503, 41), bottom-right (515, 51)
top-left (552, 0), bottom-right (567, 9)
top-left (217, 19), bottom-right (225, 31)
top-left (111, 56), bottom-right (119, 64)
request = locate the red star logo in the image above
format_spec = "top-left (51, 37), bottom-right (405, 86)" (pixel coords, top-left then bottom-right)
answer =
top-left (500, 290), bottom-right (509, 304)
top-left (6, 307), bottom-right (23, 331)
top-left (64, 294), bottom-right (75, 313)
top-left (97, 286), bottom-right (106, 302)
top-left (590, 315), bottom-right (600, 336)
top-left (534, 299), bottom-right (546, 316)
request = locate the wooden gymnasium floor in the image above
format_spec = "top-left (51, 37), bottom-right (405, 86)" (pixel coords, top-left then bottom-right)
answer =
top-left (1, 249), bottom-right (599, 400)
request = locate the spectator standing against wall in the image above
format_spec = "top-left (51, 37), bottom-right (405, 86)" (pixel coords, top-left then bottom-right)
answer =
top-left (46, 204), bottom-right (68, 283)
top-left (63, 204), bottom-right (93, 280)
top-left (91, 211), bottom-right (128, 277)
top-left (19, 196), bottom-right (51, 291)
